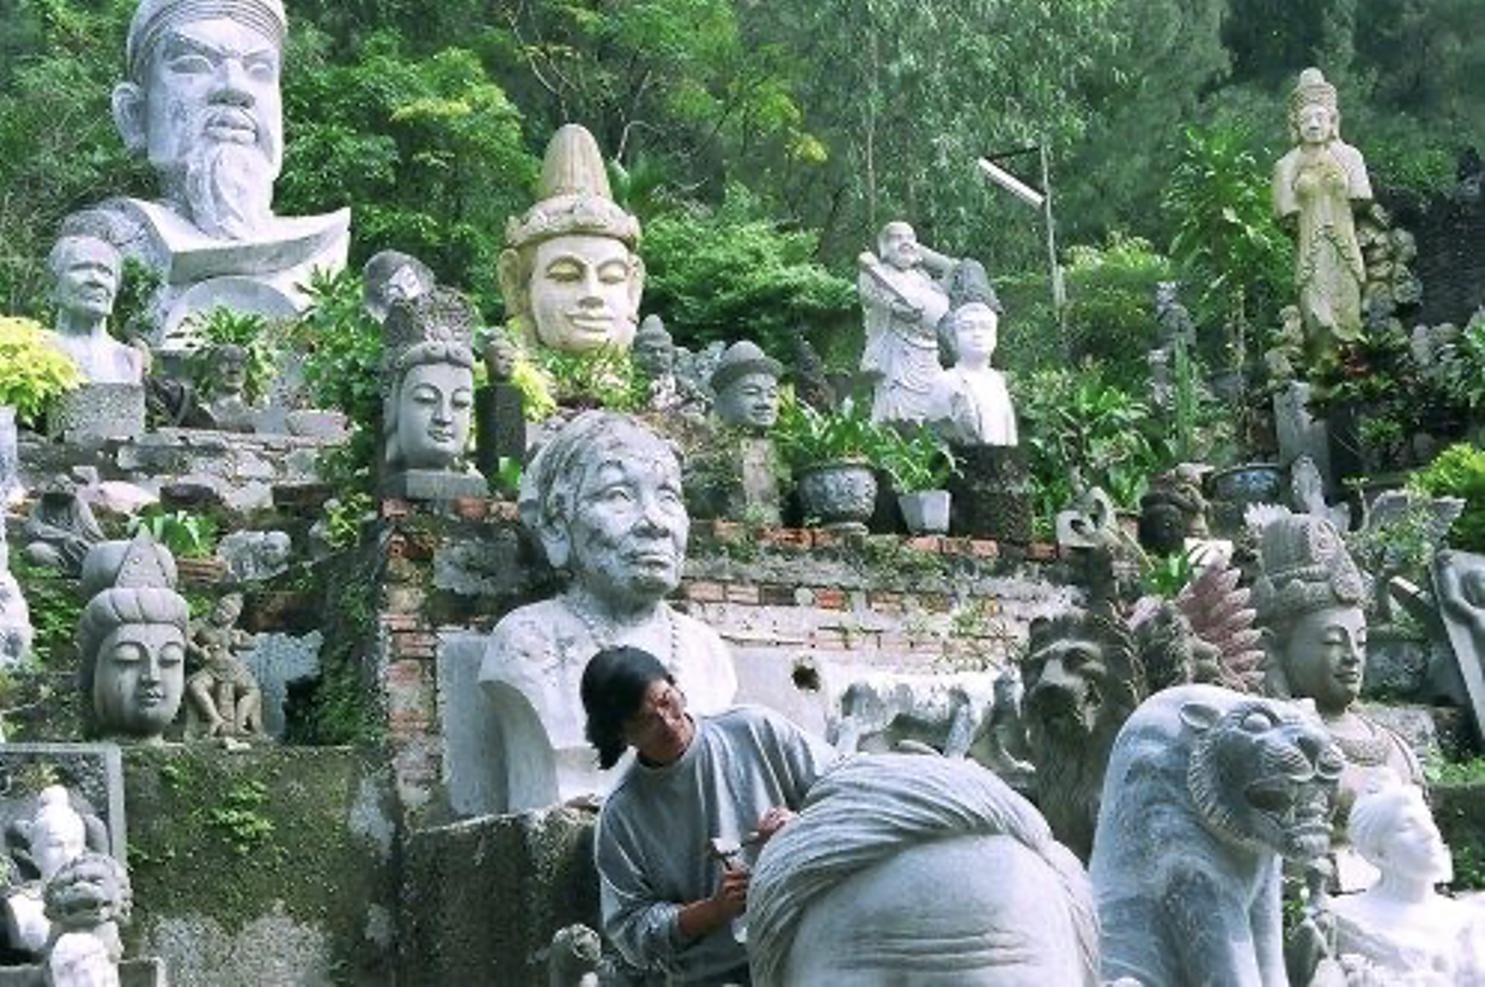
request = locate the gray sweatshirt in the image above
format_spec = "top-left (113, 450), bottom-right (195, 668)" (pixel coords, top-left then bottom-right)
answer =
top-left (595, 705), bottom-right (834, 984)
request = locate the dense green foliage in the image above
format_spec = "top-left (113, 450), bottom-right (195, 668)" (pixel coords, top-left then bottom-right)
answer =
top-left (0, 315), bottom-right (81, 426)
top-left (1411, 444), bottom-right (1485, 551)
top-left (1063, 234), bottom-right (1175, 388)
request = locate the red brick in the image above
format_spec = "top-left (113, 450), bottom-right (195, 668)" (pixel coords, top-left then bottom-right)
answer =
top-left (386, 659), bottom-right (425, 685)
top-left (907, 536), bottom-right (943, 554)
top-left (1027, 542), bottom-right (1058, 562)
top-left (814, 588), bottom-right (847, 610)
top-left (869, 591), bottom-right (903, 614)
top-left (969, 539), bottom-right (1000, 559)
top-left (683, 580), bottom-right (726, 603)
top-left (762, 527), bottom-right (811, 550)
top-left (392, 633), bottom-right (436, 660)
top-left (710, 520), bottom-right (744, 543)
top-left (811, 529), bottom-right (844, 550)
top-left (941, 537), bottom-right (973, 556)
top-left (923, 594), bottom-right (953, 613)
top-left (453, 497), bottom-right (488, 521)
top-left (380, 498), bottom-right (411, 520)
top-left (380, 613), bottom-right (420, 632)
top-left (725, 583), bottom-right (761, 605)
top-left (758, 584), bottom-right (796, 607)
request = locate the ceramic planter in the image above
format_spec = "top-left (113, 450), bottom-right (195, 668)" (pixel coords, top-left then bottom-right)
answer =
top-left (798, 460), bottom-right (877, 532)
top-left (898, 489), bottom-right (951, 534)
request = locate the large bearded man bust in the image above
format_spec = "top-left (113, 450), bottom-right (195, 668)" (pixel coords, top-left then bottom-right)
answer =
top-left (64, 0), bottom-right (349, 349)
top-left (478, 412), bottom-right (737, 812)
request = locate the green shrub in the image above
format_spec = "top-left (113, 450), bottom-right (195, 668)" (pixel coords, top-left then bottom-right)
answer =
top-left (0, 316), bottom-right (82, 427)
top-left (535, 347), bottom-right (645, 412)
top-left (1063, 234), bottom-right (1173, 388)
top-left (128, 508), bottom-right (219, 560)
top-left (187, 307), bottom-right (281, 403)
top-left (1410, 444), bottom-right (1485, 551)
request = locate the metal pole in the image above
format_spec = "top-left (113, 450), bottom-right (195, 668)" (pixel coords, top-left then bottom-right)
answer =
top-left (1039, 140), bottom-right (1068, 357)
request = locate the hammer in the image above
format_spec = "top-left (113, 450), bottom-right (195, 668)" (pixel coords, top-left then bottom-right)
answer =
top-left (706, 832), bottom-right (763, 870)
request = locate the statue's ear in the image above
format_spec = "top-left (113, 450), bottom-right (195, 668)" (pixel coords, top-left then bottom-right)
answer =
top-left (537, 514), bottom-right (571, 570)
top-left (111, 82), bottom-right (147, 153)
top-left (627, 253), bottom-right (646, 317)
top-left (1179, 701), bottom-right (1222, 735)
top-left (496, 248), bottom-right (523, 316)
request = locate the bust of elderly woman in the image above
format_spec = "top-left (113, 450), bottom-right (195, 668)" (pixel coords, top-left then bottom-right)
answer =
top-left (77, 534), bottom-right (190, 743)
top-left (1323, 783), bottom-right (1485, 986)
top-left (478, 412), bottom-right (737, 811)
top-left (1252, 513), bottom-right (1420, 869)
top-left (498, 125), bottom-right (644, 355)
top-left (380, 288), bottom-right (488, 500)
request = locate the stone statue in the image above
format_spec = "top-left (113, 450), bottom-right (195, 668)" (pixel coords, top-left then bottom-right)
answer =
top-left (710, 341), bottom-right (782, 433)
top-left (23, 482), bottom-right (105, 577)
top-left (185, 592), bottom-right (263, 738)
top-left (77, 534), bottom-right (190, 743)
top-left (632, 315), bottom-right (702, 413)
top-left (1091, 684), bottom-right (1344, 987)
top-left (380, 288), bottom-right (487, 500)
top-left (0, 522), bottom-right (33, 669)
top-left (785, 333), bottom-right (835, 413)
top-left (1139, 470), bottom-right (1210, 557)
top-left (498, 125), bottom-right (644, 354)
top-left (217, 529), bottom-right (292, 583)
top-left (1273, 67), bottom-right (1373, 351)
top-left (748, 753), bottom-right (1098, 986)
top-left (63, 0), bottom-right (348, 347)
top-left (475, 332), bottom-right (528, 479)
top-left (44, 236), bottom-right (145, 385)
top-left (1252, 512), bottom-right (1421, 843)
top-left (42, 851), bottom-right (131, 988)
top-left (1319, 783), bottom-right (1485, 987)
top-left (1432, 550), bottom-right (1484, 734)
top-left (362, 250), bottom-right (435, 325)
top-left (197, 342), bottom-right (256, 432)
top-left (479, 412), bottom-right (737, 811)
top-left (857, 221), bottom-right (957, 425)
top-left (3, 787), bottom-right (92, 956)
top-left (927, 301), bottom-right (1018, 446)
top-left (545, 923), bottom-right (602, 987)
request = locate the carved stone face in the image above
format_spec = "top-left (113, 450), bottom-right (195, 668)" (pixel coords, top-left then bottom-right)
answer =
top-left (1282, 604), bottom-right (1366, 714)
top-left (631, 332), bottom-right (674, 379)
top-left (1295, 104), bottom-right (1335, 145)
top-left (31, 798), bottom-right (86, 884)
top-left (567, 437), bottom-right (688, 604)
top-left (1376, 791), bottom-right (1452, 883)
top-left (93, 622), bottom-right (186, 739)
top-left (954, 307), bottom-right (998, 363)
top-left (483, 337), bottom-right (518, 382)
top-left (135, 18), bottom-right (283, 234)
top-left (879, 223), bottom-right (921, 271)
top-left (716, 371), bottom-right (780, 430)
top-left (395, 362), bottom-right (474, 470)
top-left (530, 234), bottom-right (641, 352)
top-left (54, 241), bottom-right (120, 323)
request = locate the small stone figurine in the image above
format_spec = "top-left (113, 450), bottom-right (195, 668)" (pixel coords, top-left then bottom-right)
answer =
top-left (42, 852), bottom-right (131, 988)
top-left (185, 593), bottom-right (263, 739)
top-left (710, 341), bottom-right (782, 433)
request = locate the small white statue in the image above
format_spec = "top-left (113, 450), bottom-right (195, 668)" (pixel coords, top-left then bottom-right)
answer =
top-left (928, 301), bottom-right (1018, 446)
top-left (1326, 783), bottom-right (1485, 986)
top-left (4, 787), bottom-right (89, 956)
top-left (44, 236), bottom-right (145, 385)
top-left (858, 221), bottom-right (957, 426)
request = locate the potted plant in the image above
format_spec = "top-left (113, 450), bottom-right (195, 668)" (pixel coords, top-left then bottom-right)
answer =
top-left (774, 396), bottom-right (881, 531)
top-left (877, 427), bottom-right (958, 534)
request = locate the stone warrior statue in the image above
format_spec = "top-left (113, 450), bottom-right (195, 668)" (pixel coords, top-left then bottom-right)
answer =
top-left (185, 592), bottom-right (263, 738)
top-left (858, 221), bottom-right (958, 426)
top-left (1273, 67), bottom-right (1373, 353)
top-left (63, 0), bottom-right (349, 347)
top-left (498, 125), bottom-right (645, 355)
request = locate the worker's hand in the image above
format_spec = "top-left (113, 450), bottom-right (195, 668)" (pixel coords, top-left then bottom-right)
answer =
top-left (711, 866), bottom-right (750, 920)
top-left (756, 806), bottom-right (797, 843)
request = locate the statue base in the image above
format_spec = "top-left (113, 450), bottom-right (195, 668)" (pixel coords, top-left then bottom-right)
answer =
top-left (946, 445), bottom-right (1033, 542)
top-left (49, 384), bottom-right (145, 443)
top-left (383, 469), bottom-right (489, 501)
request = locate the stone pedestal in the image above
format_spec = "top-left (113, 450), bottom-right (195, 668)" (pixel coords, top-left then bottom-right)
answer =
top-left (1274, 382), bottom-right (1333, 494)
top-left (382, 469), bottom-right (488, 501)
top-left (474, 383), bottom-right (526, 477)
top-left (947, 445), bottom-right (1033, 542)
top-left (49, 384), bottom-right (145, 443)
top-left (735, 437), bottom-right (782, 525)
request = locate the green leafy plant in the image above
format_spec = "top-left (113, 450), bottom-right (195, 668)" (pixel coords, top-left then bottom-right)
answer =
top-left (318, 492), bottom-right (375, 553)
top-left (0, 316), bottom-right (82, 427)
top-left (774, 394), bottom-right (894, 471)
top-left (1141, 549), bottom-right (1196, 599)
top-left (205, 780), bottom-right (275, 856)
top-left (536, 346), bottom-right (644, 411)
top-left (296, 268), bottom-right (384, 427)
top-left (1409, 444), bottom-right (1485, 551)
top-left (186, 307), bottom-right (280, 403)
top-left (874, 426), bottom-right (958, 494)
top-left (1063, 233), bottom-right (1174, 388)
top-left (128, 508), bottom-right (219, 560)
top-left (491, 456), bottom-right (523, 500)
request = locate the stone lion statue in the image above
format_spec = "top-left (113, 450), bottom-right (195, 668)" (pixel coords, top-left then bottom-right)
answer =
top-left (1090, 684), bottom-right (1343, 986)
top-left (42, 851), bottom-right (132, 988)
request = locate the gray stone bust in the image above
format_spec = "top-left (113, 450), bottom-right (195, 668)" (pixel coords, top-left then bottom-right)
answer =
top-left (64, 0), bottom-right (349, 347)
top-left (44, 236), bottom-right (145, 385)
top-left (710, 341), bottom-right (782, 432)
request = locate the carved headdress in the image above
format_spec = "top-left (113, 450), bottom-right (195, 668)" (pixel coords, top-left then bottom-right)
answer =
top-left (503, 125), bottom-right (640, 252)
top-left (1251, 513), bottom-right (1366, 629)
top-left (1286, 67), bottom-right (1342, 142)
top-left (76, 534), bottom-right (190, 697)
top-left (709, 340), bottom-right (782, 395)
top-left (380, 288), bottom-right (477, 398)
top-left (126, 0), bottom-right (288, 83)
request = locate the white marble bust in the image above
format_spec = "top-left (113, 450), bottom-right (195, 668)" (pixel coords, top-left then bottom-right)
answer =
top-left (479, 412), bottom-right (737, 811)
top-left (65, 0), bottom-right (349, 347)
top-left (44, 236), bottom-right (145, 385)
top-left (1329, 782), bottom-right (1484, 986)
top-left (928, 301), bottom-right (1017, 446)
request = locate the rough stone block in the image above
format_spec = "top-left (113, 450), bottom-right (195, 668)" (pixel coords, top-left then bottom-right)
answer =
top-left (50, 384), bottom-right (145, 443)
top-left (382, 470), bottom-right (489, 502)
top-left (242, 631), bottom-right (322, 739)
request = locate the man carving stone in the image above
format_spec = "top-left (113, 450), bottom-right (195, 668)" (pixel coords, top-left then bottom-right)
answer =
top-left (65, 0), bottom-right (348, 346)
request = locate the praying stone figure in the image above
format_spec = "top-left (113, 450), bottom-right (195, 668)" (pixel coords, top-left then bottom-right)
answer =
top-left (23, 482), bottom-right (105, 577)
top-left (748, 753), bottom-right (1098, 986)
top-left (44, 236), bottom-right (145, 385)
top-left (1321, 783), bottom-right (1486, 986)
top-left (42, 852), bottom-right (131, 988)
top-left (185, 593), bottom-right (263, 738)
top-left (77, 534), bottom-right (190, 743)
top-left (479, 411), bottom-right (737, 811)
top-left (927, 300), bottom-right (1018, 446)
top-left (363, 250), bottom-right (435, 325)
top-left (380, 288), bottom-right (487, 500)
top-left (1273, 67), bottom-right (1373, 351)
top-left (3, 787), bottom-right (91, 956)
top-left (858, 221), bottom-right (958, 425)
top-left (710, 341), bottom-right (782, 433)
top-left (498, 125), bottom-right (644, 355)
top-left (64, 0), bottom-right (349, 346)
top-left (1251, 512), bottom-right (1421, 854)
top-left (475, 333), bottom-right (527, 479)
